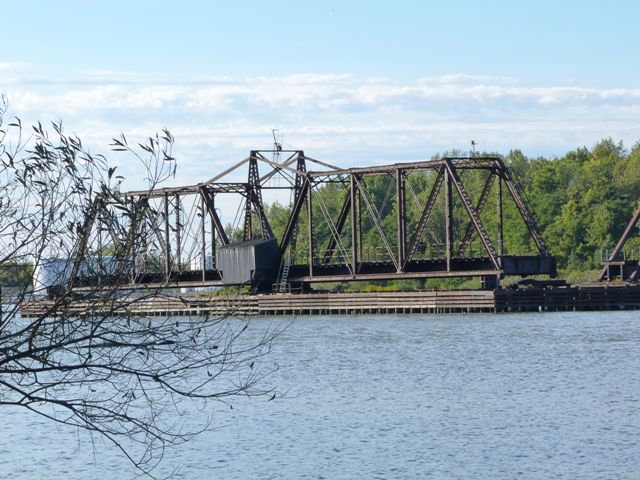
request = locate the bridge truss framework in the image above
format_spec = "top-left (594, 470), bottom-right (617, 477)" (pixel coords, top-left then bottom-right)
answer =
top-left (73, 150), bottom-right (557, 292)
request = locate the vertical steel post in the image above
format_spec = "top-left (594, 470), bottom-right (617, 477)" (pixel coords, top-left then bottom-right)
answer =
top-left (396, 169), bottom-right (406, 272)
top-left (307, 181), bottom-right (315, 277)
top-left (444, 168), bottom-right (454, 271)
top-left (129, 196), bottom-right (136, 280)
top-left (175, 194), bottom-right (181, 270)
top-left (244, 191), bottom-right (252, 241)
top-left (357, 188), bottom-right (362, 261)
top-left (97, 209), bottom-right (103, 277)
top-left (140, 201), bottom-right (147, 273)
top-left (243, 151), bottom-right (258, 241)
top-left (351, 175), bottom-right (359, 275)
top-left (497, 175), bottom-right (504, 256)
top-left (164, 193), bottom-right (171, 277)
top-left (288, 153), bottom-right (307, 264)
top-left (210, 194), bottom-right (217, 270)
top-left (200, 195), bottom-right (206, 281)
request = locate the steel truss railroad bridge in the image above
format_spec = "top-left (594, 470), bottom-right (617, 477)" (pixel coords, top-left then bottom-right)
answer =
top-left (73, 150), bottom-right (557, 293)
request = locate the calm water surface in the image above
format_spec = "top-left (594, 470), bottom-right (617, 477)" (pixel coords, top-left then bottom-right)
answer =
top-left (1, 311), bottom-right (639, 479)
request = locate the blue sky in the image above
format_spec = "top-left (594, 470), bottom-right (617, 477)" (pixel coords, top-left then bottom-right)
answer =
top-left (2, 0), bottom-right (640, 189)
top-left (4, 0), bottom-right (639, 85)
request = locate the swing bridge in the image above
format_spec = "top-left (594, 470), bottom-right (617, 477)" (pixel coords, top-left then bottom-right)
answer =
top-left (72, 150), bottom-right (558, 293)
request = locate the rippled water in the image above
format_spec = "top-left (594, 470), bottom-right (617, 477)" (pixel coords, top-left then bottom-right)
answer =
top-left (2, 311), bottom-right (639, 479)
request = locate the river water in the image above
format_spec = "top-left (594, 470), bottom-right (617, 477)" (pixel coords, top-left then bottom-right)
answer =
top-left (1, 311), bottom-right (639, 479)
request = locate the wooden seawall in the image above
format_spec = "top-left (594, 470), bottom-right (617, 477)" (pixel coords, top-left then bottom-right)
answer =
top-left (19, 284), bottom-right (640, 318)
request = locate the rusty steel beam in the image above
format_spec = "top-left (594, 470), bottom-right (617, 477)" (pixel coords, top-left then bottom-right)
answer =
top-left (259, 151), bottom-right (301, 185)
top-left (205, 156), bottom-right (251, 184)
top-left (253, 151), bottom-right (307, 178)
top-left (404, 166), bottom-right (445, 268)
top-left (357, 187), bottom-right (362, 262)
top-left (143, 204), bottom-right (169, 260)
top-left (300, 154), bottom-right (340, 171)
top-left (306, 157), bottom-right (498, 178)
top-left (444, 160), bottom-right (500, 270)
top-left (497, 176), bottom-right (504, 256)
top-left (288, 268), bottom-right (502, 284)
top-left (351, 176), bottom-right (358, 275)
top-left (456, 172), bottom-right (496, 256)
top-left (200, 195), bottom-right (206, 280)
top-left (163, 193), bottom-right (171, 276)
top-left (128, 196), bottom-right (138, 281)
top-left (323, 188), bottom-right (351, 264)
top-left (240, 153), bottom-right (275, 240)
top-left (199, 188), bottom-right (229, 246)
top-left (606, 204), bottom-right (640, 263)
top-left (396, 169), bottom-right (406, 271)
top-left (126, 183), bottom-right (246, 199)
top-left (277, 176), bottom-right (311, 267)
top-left (175, 194), bottom-right (181, 269)
top-left (354, 175), bottom-right (399, 271)
top-left (444, 167), bottom-right (454, 271)
top-left (599, 203), bottom-right (640, 281)
top-left (287, 154), bottom-right (307, 264)
top-left (243, 190), bottom-right (252, 241)
top-left (307, 181), bottom-right (316, 276)
top-left (67, 197), bottom-right (102, 290)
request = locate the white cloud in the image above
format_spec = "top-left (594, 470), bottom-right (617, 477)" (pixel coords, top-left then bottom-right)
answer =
top-left (0, 62), bottom-right (30, 73)
top-left (2, 71), bottom-right (640, 190)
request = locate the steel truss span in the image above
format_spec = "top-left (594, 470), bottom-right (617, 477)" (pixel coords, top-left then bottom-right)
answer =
top-left (600, 204), bottom-right (640, 282)
top-left (72, 151), bottom-right (556, 293)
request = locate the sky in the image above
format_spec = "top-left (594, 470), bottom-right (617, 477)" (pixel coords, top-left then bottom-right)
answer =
top-left (1, 0), bottom-right (640, 191)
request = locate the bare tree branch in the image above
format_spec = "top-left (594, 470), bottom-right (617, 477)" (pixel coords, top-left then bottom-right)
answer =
top-left (0, 102), bottom-right (279, 476)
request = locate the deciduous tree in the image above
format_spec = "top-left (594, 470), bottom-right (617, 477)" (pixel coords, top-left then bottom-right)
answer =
top-left (0, 98), bottom-right (278, 476)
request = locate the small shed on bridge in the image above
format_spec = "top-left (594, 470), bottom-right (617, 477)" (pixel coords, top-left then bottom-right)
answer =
top-left (217, 237), bottom-right (278, 285)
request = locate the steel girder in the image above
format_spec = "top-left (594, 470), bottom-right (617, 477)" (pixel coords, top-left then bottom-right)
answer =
top-left (76, 152), bottom-right (556, 290)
